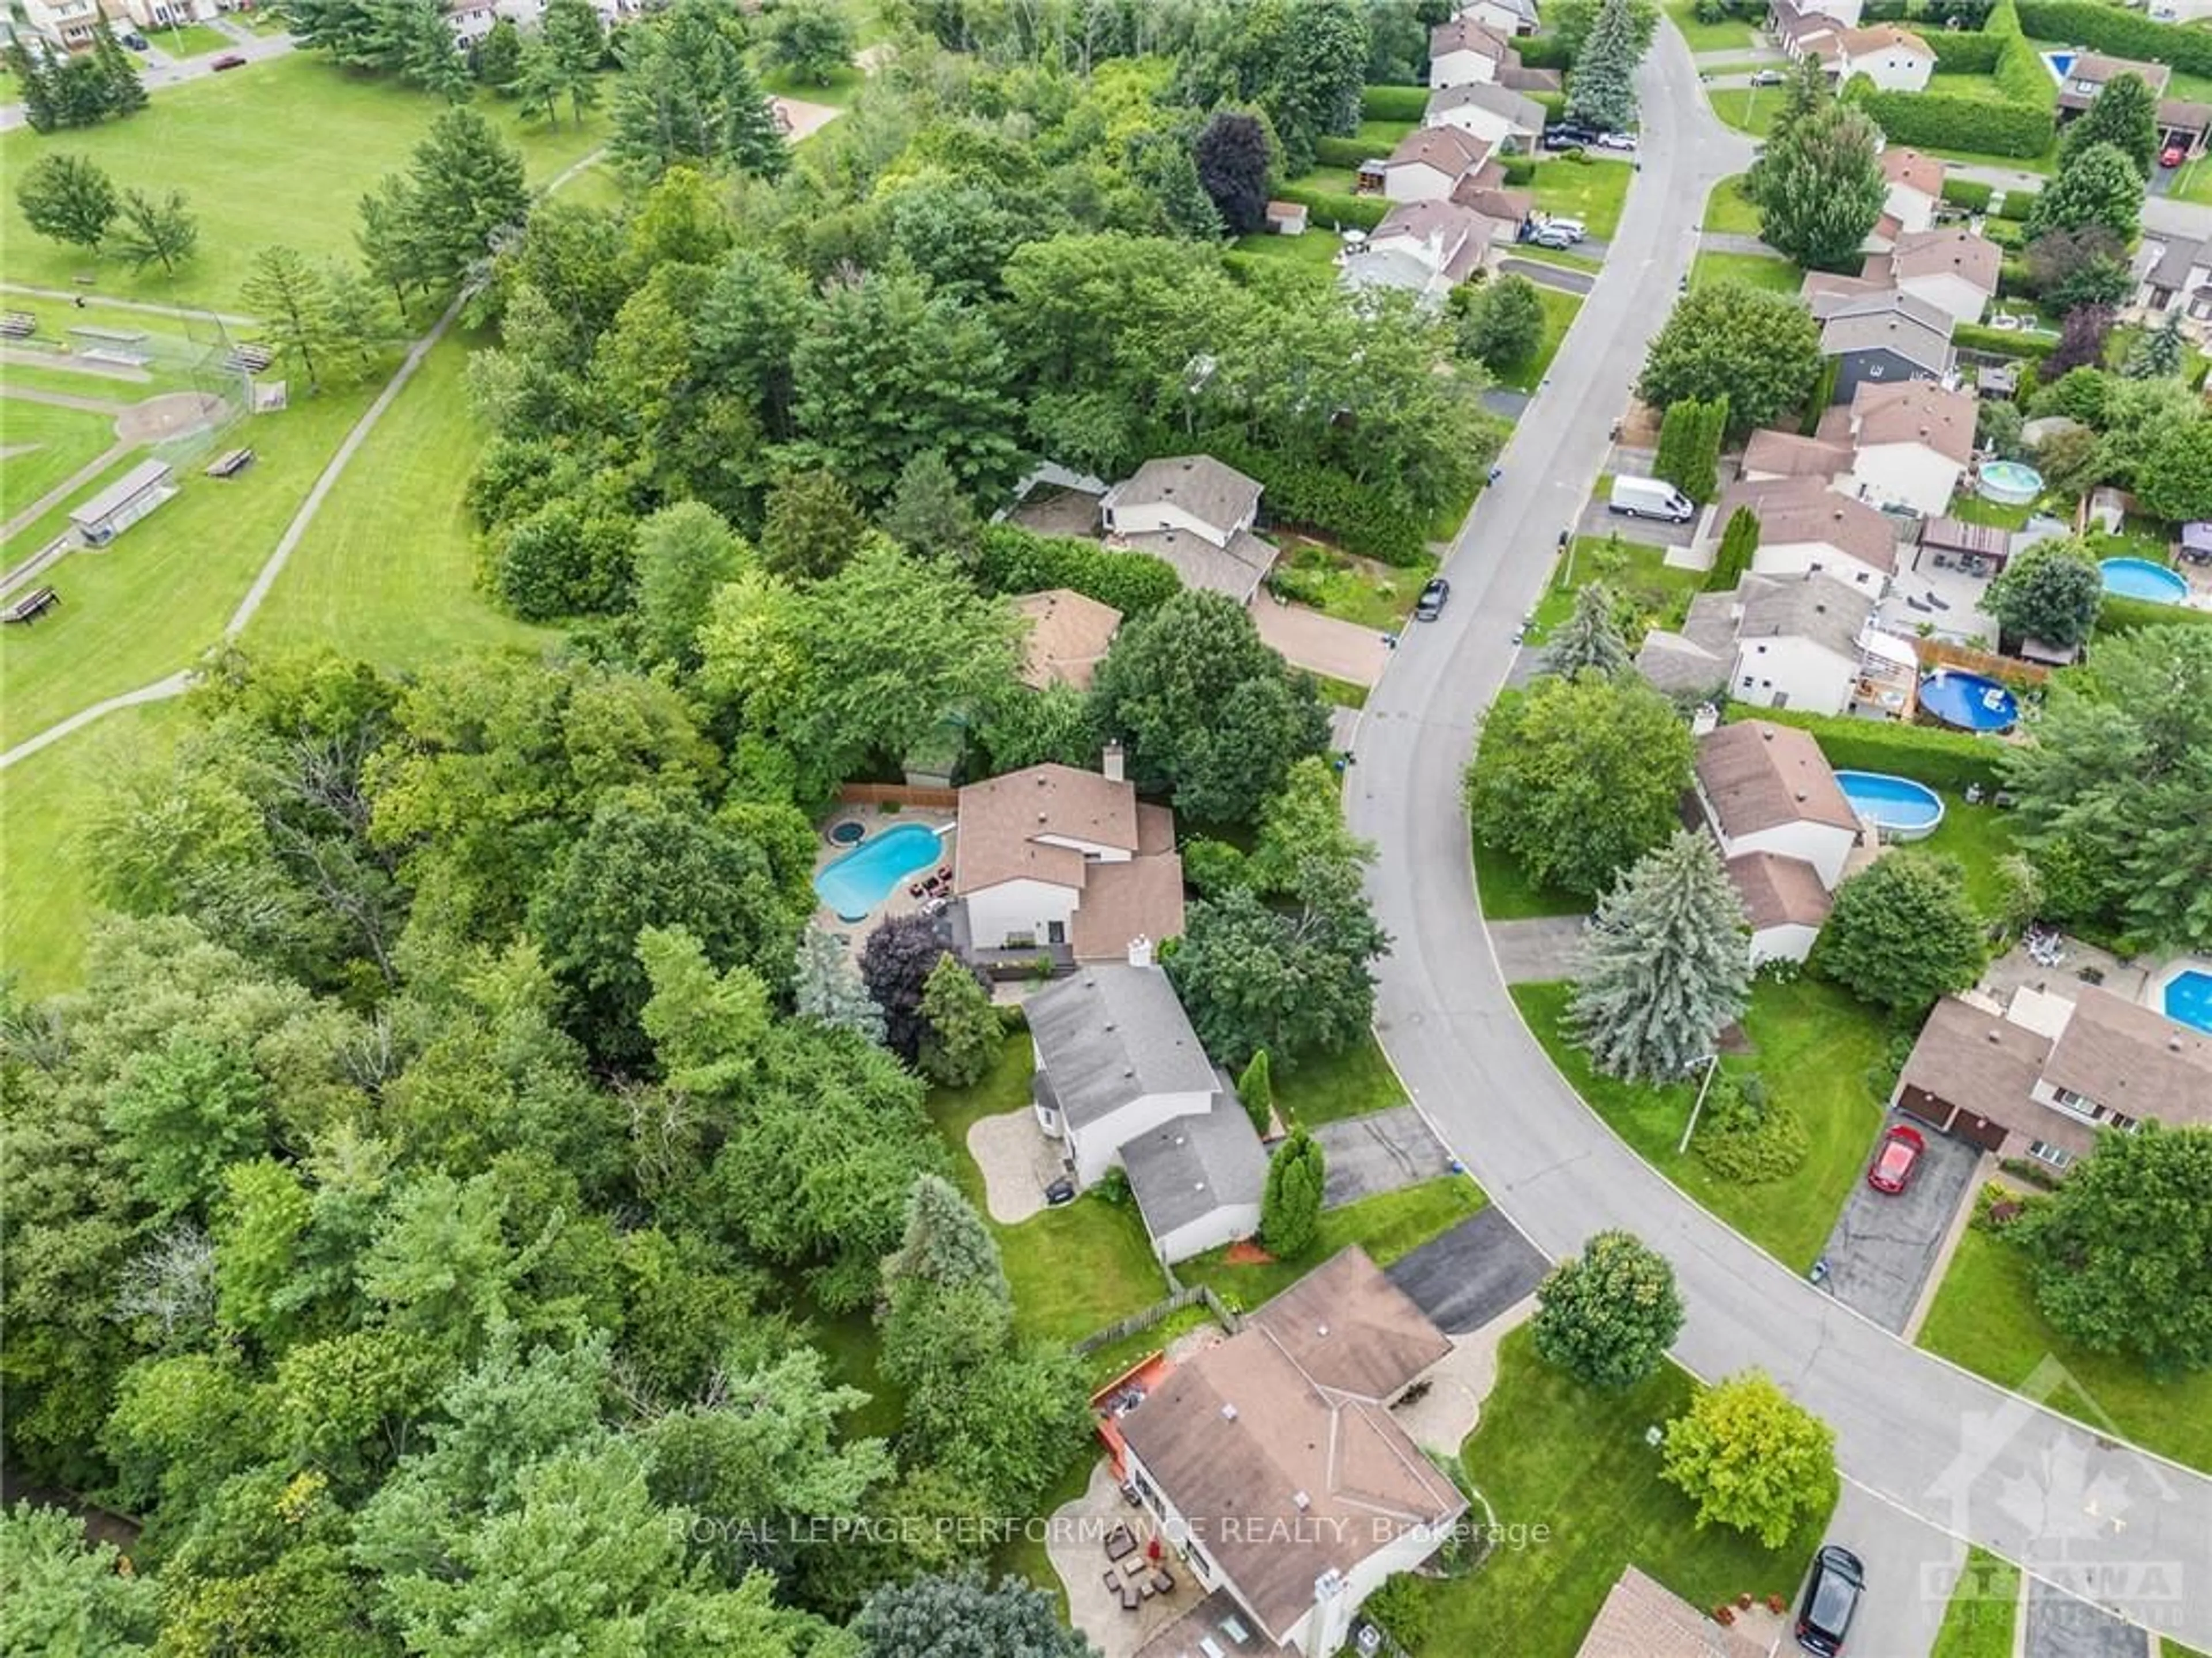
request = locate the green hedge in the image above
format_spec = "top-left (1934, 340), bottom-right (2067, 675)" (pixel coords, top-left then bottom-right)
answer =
top-left (1272, 181), bottom-right (1388, 230)
top-left (1530, 88), bottom-right (1567, 121)
top-left (1499, 154), bottom-right (1536, 184)
top-left (975, 524), bottom-right (1184, 617)
top-left (1200, 435), bottom-right (1433, 565)
top-left (1850, 86), bottom-right (2055, 158)
top-left (1723, 705), bottom-right (2010, 791)
top-left (1986, 0), bottom-right (2054, 107)
top-left (1516, 33), bottom-right (1571, 69)
top-left (2097, 593), bottom-right (2212, 635)
top-left (1941, 177), bottom-right (1995, 211)
top-left (1313, 134), bottom-right (1383, 169)
top-left (2017, 0), bottom-right (2212, 78)
top-left (1993, 187), bottom-right (2036, 221)
top-left (1956, 320), bottom-right (2056, 358)
top-left (1930, 31), bottom-right (2003, 72)
top-left (1361, 84), bottom-right (1431, 123)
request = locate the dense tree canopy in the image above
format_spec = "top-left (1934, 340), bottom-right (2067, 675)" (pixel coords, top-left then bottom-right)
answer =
top-left (1813, 851), bottom-right (1986, 1014)
top-left (608, 0), bottom-right (787, 182)
top-left (1984, 536), bottom-right (2103, 650)
top-left (1533, 1230), bottom-right (1685, 1389)
top-left (1748, 100), bottom-right (1886, 272)
top-left (1637, 283), bottom-right (1824, 437)
top-left (1662, 1370), bottom-right (1838, 1549)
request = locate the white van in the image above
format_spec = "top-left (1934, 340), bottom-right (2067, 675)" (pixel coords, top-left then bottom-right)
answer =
top-left (1608, 476), bottom-right (1696, 523)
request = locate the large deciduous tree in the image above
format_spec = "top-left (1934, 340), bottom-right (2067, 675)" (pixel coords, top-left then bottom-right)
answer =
top-left (859, 917), bottom-right (964, 1064)
top-left (1637, 282), bottom-right (1823, 437)
top-left (1747, 100), bottom-right (1886, 272)
top-left (1984, 536), bottom-right (2103, 650)
top-left (2133, 420), bottom-right (2212, 523)
top-left (633, 500), bottom-right (749, 669)
top-left (1089, 590), bottom-right (1330, 825)
top-left (1455, 273), bottom-right (1546, 372)
top-left (1533, 1230), bottom-right (1685, 1388)
top-left (109, 187), bottom-right (198, 278)
top-left (1815, 851), bottom-right (1986, 1013)
top-left (1568, 829), bottom-right (1751, 1083)
top-left (1167, 871), bottom-right (1387, 1071)
top-left (2020, 1124), bottom-right (2212, 1374)
top-left (2025, 225), bottom-right (2133, 314)
top-left (762, 0), bottom-right (855, 86)
top-left (16, 153), bottom-right (118, 251)
top-left (2027, 141), bottom-right (2146, 244)
top-left (1465, 671), bottom-right (1695, 898)
top-left (1566, 0), bottom-right (1642, 132)
top-left (1194, 109), bottom-right (1274, 236)
top-left (1662, 1369), bottom-right (1839, 1548)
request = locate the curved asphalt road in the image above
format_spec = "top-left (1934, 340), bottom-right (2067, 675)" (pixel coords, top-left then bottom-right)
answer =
top-left (1348, 26), bottom-right (2212, 1650)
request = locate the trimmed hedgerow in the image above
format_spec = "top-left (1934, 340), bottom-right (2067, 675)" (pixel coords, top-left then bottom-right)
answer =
top-left (1930, 31), bottom-right (2004, 72)
top-left (2017, 0), bottom-right (2212, 77)
top-left (974, 525), bottom-right (1184, 617)
top-left (1722, 704), bottom-right (2010, 792)
top-left (1849, 86), bottom-right (2055, 159)
top-left (1955, 321), bottom-right (2056, 359)
top-left (1202, 435), bottom-right (1435, 565)
top-left (1314, 135), bottom-right (1382, 169)
top-left (1271, 181), bottom-right (1388, 230)
top-left (2098, 593), bottom-right (2212, 635)
top-left (1361, 84), bottom-right (1431, 123)
top-left (1941, 177), bottom-right (1995, 211)
top-left (1993, 187), bottom-right (2037, 222)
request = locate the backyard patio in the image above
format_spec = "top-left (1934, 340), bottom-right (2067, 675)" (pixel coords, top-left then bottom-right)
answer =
top-left (1050, 1459), bottom-right (1215, 1658)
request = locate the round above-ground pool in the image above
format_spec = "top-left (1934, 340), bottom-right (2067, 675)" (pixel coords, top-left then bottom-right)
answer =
top-left (813, 822), bottom-right (946, 922)
top-left (2164, 968), bottom-right (2212, 1036)
top-left (1919, 667), bottom-right (2020, 733)
top-left (2100, 557), bottom-right (2190, 605)
top-left (1978, 460), bottom-right (2042, 506)
top-left (1834, 771), bottom-right (1945, 841)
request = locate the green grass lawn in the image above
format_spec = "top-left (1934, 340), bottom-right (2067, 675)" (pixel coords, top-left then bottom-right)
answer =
top-left (1528, 157), bottom-right (1633, 241)
top-left (145, 21), bottom-right (232, 57)
top-left (1702, 173), bottom-right (1763, 236)
top-left (1506, 243), bottom-right (1604, 276)
top-left (1563, 534), bottom-right (1704, 638)
top-left (1918, 140), bottom-right (2059, 177)
top-left (0, 397), bottom-right (119, 522)
top-left (1473, 836), bottom-right (1591, 920)
top-left (1663, 0), bottom-right (1760, 50)
top-left (1300, 164), bottom-right (1362, 195)
top-left (1411, 1326), bottom-right (1826, 1657)
top-left (1273, 1031), bottom-right (1408, 1129)
top-left (1710, 84), bottom-right (1785, 137)
top-left (0, 55), bottom-right (605, 309)
top-left (1494, 284), bottom-right (1584, 393)
top-left (1930, 1546), bottom-right (2020, 1658)
top-left (1946, 494), bottom-right (2034, 531)
top-left (1078, 1302), bottom-right (1219, 1390)
top-left (0, 377), bottom-right (382, 752)
top-left (1693, 249), bottom-right (1802, 294)
top-left (248, 331), bottom-right (547, 671)
top-left (785, 1287), bottom-right (907, 1443)
top-left (1228, 228), bottom-right (1343, 282)
top-left (1352, 116), bottom-right (1418, 153)
top-left (1513, 977), bottom-right (1897, 1270)
top-left (1178, 1177), bottom-right (1485, 1312)
top-left (1914, 793), bottom-right (2020, 921)
top-left (0, 698), bottom-right (186, 997)
top-left (1917, 1228), bottom-right (2212, 1474)
top-left (1270, 534), bottom-right (1431, 629)
top-left (758, 62), bottom-right (865, 108)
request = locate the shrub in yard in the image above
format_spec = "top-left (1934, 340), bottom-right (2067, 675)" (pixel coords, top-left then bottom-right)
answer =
top-left (1260, 1130), bottom-right (1325, 1257)
top-left (1532, 1229), bottom-right (1685, 1389)
top-left (1692, 1073), bottom-right (1810, 1183)
top-left (1270, 181), bottom-right (1387, 230)
top-left (974, 525), bottom-right (1183, 617)
top-left (1941, 177), bottom-right (1994, 211)
top-left (1362, 1574), bottom-right (1434, 1649)
top-left (1312, 135), bottom-right (1375, 169)
top-left (1662, 1369), bottom-right (1839, 1548)
top-left (1239, 1049), bottom-right (1275, 1139)
top-left (1814, 851), bottom-right (1988, 1014)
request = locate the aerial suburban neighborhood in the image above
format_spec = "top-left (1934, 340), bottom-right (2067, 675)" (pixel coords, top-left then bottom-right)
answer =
top-left (3, 1), bottom-right (2212, 1656)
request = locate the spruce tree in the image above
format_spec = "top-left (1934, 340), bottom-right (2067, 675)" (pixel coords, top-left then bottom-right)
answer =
top-left (881, 1174), bottom-right (1009, 1306)
top-left (1543, 582), bottom-right (1632, 679)
top-left (1568, 829), bottom-right (1751, 1083)
top-left (90, 20), bottom-right (146, 118)
top-left (881, 450), bottom-right (979, 561)
top-left (1565, 0), bottom-right (1641, 134)
top-left (793, 924), bottom-right (887, 1045)
top-left (918, 953), bottom-right (1000, 1088)
top-left (2123, 312), bottom-right (2185, 380)
top-left (5, 41), bottom-right (58, 134)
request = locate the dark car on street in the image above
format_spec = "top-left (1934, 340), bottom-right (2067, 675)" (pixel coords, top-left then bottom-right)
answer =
top-left (1541, 123), bottom-right (1598, 150)
top-left (1796, 1545), bottom-right (1865, 1655)
top-left (1414, 576), bottom-right (1450, 620)
top-left (212, 52), bottom-right (248, 70)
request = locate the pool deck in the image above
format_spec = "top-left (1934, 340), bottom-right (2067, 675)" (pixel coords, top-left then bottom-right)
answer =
top-left (812, 806), bottom-right (956, 947)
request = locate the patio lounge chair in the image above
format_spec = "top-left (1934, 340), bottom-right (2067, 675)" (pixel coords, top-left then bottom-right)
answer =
top-left (1104, 1525), bottom-right (1137, 1561)
top-left (1151, 1567), bottom-right (1174, 1594)
top-left (1118, 1582), bottom-right (1141, 1613)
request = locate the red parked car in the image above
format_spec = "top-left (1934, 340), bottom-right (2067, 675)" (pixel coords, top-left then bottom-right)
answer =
top-left (2162, 142), bottom-right (2187, 169)
top-left (1866, 1124), bottom-right (1926, 1194)
top-left (212, 52), bottom-right (248, 70)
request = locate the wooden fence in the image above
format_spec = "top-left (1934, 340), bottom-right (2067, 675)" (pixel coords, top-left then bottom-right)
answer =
top-left (1074, 1284), bottom-right (1241, 1357)
top-left (835, 782), bottom-right (959, 810)
top-left (1916, 638), bottom-right (2051, 686)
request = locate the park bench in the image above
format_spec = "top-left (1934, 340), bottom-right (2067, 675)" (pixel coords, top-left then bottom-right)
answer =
top-left (79, 347), bottom-right (152, 368)
top-left (227, 343), bottom-right (276, 373)
top-left (0, 312), bottom-right (35, 339)
top-left (205, 447), bottom-right (256, 479)
top-left (68, 325), bottom-right (149, 346)
top-left (2, 587), bottom-right (62, 625)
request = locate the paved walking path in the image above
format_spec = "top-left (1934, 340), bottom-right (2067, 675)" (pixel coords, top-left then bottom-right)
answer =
top-left (1698, 229), bottom-right (1779, 256)
top-left (1, 283), bottom-right (261, 329)
top-left (1346, 20), bottom-right (2212, 1653)
top-left (1485, 915), bottom-right (1589, 984)
top-left (0, 385), bottom-right (130, 417)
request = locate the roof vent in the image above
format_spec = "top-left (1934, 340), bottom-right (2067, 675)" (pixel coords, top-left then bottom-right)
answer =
top-left (1795, 790), bottom-right (1808, 801)
top-left (1293, 1491), bottom-right (1310, 1511)
top-left (1317, 1323), bottom-right (1329, 1337)
top-left (1760, 728), bottom-right (1774, 741)
top-left (1221, 1403), bottom-right (1238, 1421)
top-left (1124, 1067), bottom-right (1137, 1078)
top-left (1987, 1030), bottom-right (2001, 1044)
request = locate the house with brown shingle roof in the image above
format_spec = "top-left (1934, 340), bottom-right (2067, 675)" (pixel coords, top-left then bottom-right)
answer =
top-left (952, 749), bottom-right (1184, 965)
top-left (1842, 379), bottom-right (1976, 516)
top-left (1718, 475), bottom-right (1900, 592)
top-left (2058, 54), bottom-right (2171, 116)
top-left (1118, 1249), bottom-right (1467, 1657)
top-left (1836, 23), bottom-right (1935, 89)
top-left (1012, 589), bottom-right (1121, 691)
top-left (1430, 14), bottom-right (1513, 86)
top-left (1887, 227), bottom-right (2001, 326)
top-left (1894, 984), bottom-right (2212, 1173)
top-left (1102, 456), bottom-right (1279, 603)
top-left (1877, 146), bottom-right (1945, 243)
top-left (1379, 124), bottom-right (1494, 202)
top-left (1344, 198), bottom-right (1509, 309)
top-left (1576, 1566), bottom-right (1770, 1658)
top-left (1726, 849), bottom-right (1838, 967)
top-left (1742, 428), bottom-right (1856, 484)
top-left (1695, 718), bottom-right (1861, 887)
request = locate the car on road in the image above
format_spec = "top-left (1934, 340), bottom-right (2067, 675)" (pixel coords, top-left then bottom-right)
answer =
top-left (1525, 223), bottom-right (1580, 250)
top-left (1866, 1124), bottom-right (1926, 1194)
top-left (1594, 130), bottom-right (1637, 151)
top-left (1751, 67), bottom-right (1785, 85)
top-left (211, 52), bottom-right (248, 69)
top-left (1795, 1545), bottom-right (1864, 1655)
top-left (1414, 577), bottom-right (1450, 620)
top-left (121, 29), bottom-right (149, 47)
top-left (2162, 142), bottom-right (2187, 168)
top-left (1540, 124), bottom-right (1598, 150)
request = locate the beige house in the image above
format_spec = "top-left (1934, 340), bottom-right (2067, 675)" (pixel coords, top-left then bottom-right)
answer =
top-left (1696, 718), bottom-right (1861, 889)
top-left (1888, 227), bottom-right (2002, 326)
top-left (1422, 80), bottom-right (1547, 148)
top-left (1836, 24), bottom-right (1936, 90)
top-left (1895, 985), bottom-right (2212, 1171)
top-left (1718, 475), bottom-right (1900, 593)
top-left (1430, 14), bottom-right (1512, 85)
top-left (1378, 124), bottom-right (1494, 203)
top-left (1101, 455), bottom-right (1279, 602)
top-left (1012, 589), bottom-right (1121, 691)
top-left (1835, 380), bottom-right (1978, 517)
top-left (1874, 147), bottom-right (1945, 247)
top-left (1577, 1566), bottom-right (1771, 1658)
top-left (1119, 1249), bottom-right (1468, 1656)
top-left (952, 752), bottom-right (1184, 964)
top-left (1343, 198), bottom-right (1508, 309)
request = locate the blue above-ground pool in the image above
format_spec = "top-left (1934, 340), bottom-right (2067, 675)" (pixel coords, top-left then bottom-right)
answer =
top-left (2165, 969), bottom-right (2212, 1036)
top-left (1835, 771), bottom-right (1945, 841)
top-left (813, 822), bottom-right (945, 921)
top-left (1919, 668), bottom-right (2020, 733)
top-left (2100, 557), bottom-right (2190, 605)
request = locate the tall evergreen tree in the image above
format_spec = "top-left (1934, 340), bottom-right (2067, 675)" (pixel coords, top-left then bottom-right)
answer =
top-left (1747, 101), bottom-right (1885, 272)
top-left (608, 0), bottom-right (786, 183)
top-left (1260, 1130), bottom-right (1325, 1258)
top-left (880, 450), bottom-right (979, 561)
top-left (5, 41), bottom-right (59, 133)
top-left (1706, 506), bottom-right (1760, 592)
top-left (793, 925), bottom-right (886, 1045)
top-left (1568, 829), bottom-right (1751, 1082)
top-left (881, 1175), bottom-right (1009, 1306)
top-left (109, 188), bottom-right (198, 278)
top-left (241, 245), bottom-right (342, 393)
top-left (1542, 582), bottom-right (1632, 679)
top-left (918, 954), bottom-right (999, 1089)
top-left (1565, 0), bottom-right (1641, 133)
top-left (395, 107), bottom-right (531, 288)
top-left (2123, 311), bottom-right (2186, 380)
top-left (15, 153), bottom-right (118, 252)
top-left (90, 20), bottom-right (147, 117)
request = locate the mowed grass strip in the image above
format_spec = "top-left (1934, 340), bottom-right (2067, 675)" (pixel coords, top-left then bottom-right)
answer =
top-left (0, 54), bottom-right (606, 309)
top-left (1177, 1177), bottom-right (1486, 1310)
top-left (1930, 1546), bottom-right (2020, 1658)
top-left (248, 330), bottom-right (548, 670)
top-left (0, 399), bottom-right (121, 521)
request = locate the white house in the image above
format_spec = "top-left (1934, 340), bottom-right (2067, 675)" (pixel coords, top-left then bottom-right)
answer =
top-left (1423, 81), bottom-right (1546, 149)
top-left (1727, 849), bottom-right (1838, 969)
top-left (1719, 475), bottom-right (1899, 593)
top-left (1836, 25), bottom-right (1935, 91)
top-left (1430, 14), bottom-right (1512, 86)
top-left (952, 752), bottom-right (1185, 963)
top-left (13, 0), bottom-right (103, 48)
top-left (1025, 962), bottom-right (1267, 1261)
top-left (1342, 198), bottom-right (1503, 309)
top-left (1459, 0), bottom-right (1539, 36)
top-left (1887, 227), bottom-right (2001, 326)
top-left (1119, 1250), bottom-right (1468, 1656)
top-left (2134, 232), bottom-right (2212, 339)
top-left (1877, 147), bottom-right (1945, 244)
top-left (1724, 572), bottom-right (1880, 717)
top-left (1378, 124), bottom-right (1493, 202)
top-left (1100, 454), bottom-right (1278, 601)
top-left (1840, 379), bottom-right (1977, 517)
top-left (1695, 718), bottom-right (1861, 890)
top-left (445, 0), bottom-right (497, 44)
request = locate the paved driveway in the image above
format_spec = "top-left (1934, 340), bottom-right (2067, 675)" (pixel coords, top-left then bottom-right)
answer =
top-left (1821, 1482), bottom-right (1967, 1658)
top-left (1817, 1113), bottom-right (1983, 1334)
top-left (1577, 493), bottom-right (1699, 548)
top-left (1385, 1208), bottom-right (1548, 1335)
top-left (1252, 595), bottom-right (1396, 685)
top-left (2025, 1576), bottom-right (2152, 1658)
top-left (1313, 1106), bottom-right (1451, 1206)
top-left (1498, 257), bottom-right (1596, 295)
top-left (1488, 916), bottom-right (1589, 983)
